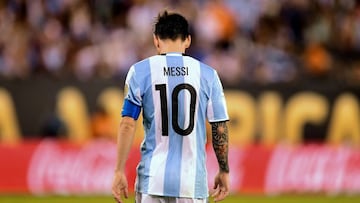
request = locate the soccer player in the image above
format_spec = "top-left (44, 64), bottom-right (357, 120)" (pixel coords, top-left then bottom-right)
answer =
top-left (112, 11), bottom-right (230, 203)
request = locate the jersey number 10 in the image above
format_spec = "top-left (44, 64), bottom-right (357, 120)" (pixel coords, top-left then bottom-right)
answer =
top-left (155, 83), bottom-right (196, 136)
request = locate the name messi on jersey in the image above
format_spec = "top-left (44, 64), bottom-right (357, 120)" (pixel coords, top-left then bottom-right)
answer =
top-left (163, 66), bottom-right (189, 76)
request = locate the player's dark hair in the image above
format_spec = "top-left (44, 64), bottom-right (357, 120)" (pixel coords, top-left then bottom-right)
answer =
top-left (154, 11), bottom-right (190, 41)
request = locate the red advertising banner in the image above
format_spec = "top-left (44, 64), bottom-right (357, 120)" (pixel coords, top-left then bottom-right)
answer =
top-left (0, 141), bottom-right (38, 193)
top-left (27, 139), bottom-right (121, 195)
top-left (1, 140), bottom-right (360, 195)
top-left (265, 144), bottom-right (360, 195)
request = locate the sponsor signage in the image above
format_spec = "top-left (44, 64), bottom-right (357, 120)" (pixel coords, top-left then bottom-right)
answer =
top-left (1, 140), bottom-right (360, 195)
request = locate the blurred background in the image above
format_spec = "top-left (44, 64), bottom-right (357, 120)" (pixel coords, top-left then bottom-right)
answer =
top-left (0, 0), bottom-right (360, 202)
top-left (0, 0), bottom-right (360, 84)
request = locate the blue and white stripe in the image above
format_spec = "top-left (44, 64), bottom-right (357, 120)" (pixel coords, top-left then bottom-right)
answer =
top-left (124, 53), bottom-right (228, 198)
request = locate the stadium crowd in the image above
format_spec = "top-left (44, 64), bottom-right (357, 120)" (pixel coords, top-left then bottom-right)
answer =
top-left (0, 0), bottom-right (360, 87)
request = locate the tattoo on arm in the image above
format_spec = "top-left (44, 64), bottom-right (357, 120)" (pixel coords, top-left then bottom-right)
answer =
top-left (211, 121), bottom-right (229, 173)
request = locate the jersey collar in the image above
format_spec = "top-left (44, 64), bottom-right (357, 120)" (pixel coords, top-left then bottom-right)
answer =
top-left (160, 52), bottom-right (186, 56)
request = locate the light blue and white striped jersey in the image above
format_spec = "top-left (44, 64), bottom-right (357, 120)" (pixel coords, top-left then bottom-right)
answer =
top-left (123, 52), bottom-right (229, 198)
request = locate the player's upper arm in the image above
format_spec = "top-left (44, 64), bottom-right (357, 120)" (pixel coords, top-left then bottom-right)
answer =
top-left (121, 99), bottom-right (141, 120)
top-left (120, 116), bottom-right (137, 128)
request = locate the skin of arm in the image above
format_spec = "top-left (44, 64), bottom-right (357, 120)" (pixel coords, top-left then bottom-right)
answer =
top-left (112, 116), bottom-right (137, 203)
top-left (210, 121), bottom-right (230, 202)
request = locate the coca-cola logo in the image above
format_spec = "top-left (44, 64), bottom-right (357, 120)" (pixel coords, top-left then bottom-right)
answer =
top-left (27, 139), bottom-right (117, 195)
top-left (265, 144), bottom-right (360, 195)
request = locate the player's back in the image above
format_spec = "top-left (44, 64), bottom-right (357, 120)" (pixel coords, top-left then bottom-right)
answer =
top-left (126, 53), bottom-right (227, 198)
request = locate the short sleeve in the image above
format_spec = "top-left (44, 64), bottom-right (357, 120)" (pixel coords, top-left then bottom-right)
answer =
top-left (207, 71), bottom-right (229, 122)
top-left (124, 66), bottom-right (142, 107)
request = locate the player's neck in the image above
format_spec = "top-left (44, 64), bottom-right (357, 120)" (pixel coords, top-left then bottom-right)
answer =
top-left (156, 38), bottom-right (190, 55)
top-left (158, 43), bottom-right (185, 54)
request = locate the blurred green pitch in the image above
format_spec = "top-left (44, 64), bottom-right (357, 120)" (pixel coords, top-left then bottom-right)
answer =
top-left (1, 194), bottom-right (360, 203)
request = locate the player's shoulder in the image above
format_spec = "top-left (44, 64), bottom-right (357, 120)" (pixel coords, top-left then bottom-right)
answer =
top-left (199, 61), bottom-right (216, 73)
top-left (132, 57), bottom-right (151, 68)
top-left (184, 55), bottom-right (216, 73)
top-left (193, 57), bottom-right (218, 79)
top-left (132, 55), bottom-right (165, 68)
top-left (129, 56), bottom-right (157, 74)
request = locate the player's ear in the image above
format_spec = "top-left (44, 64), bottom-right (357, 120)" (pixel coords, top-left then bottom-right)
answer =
top-left (153, 34), bottom-right (160, 48)
top-left (185, 35), bottom-right (191, 49)
top-left (153, 35), bottom-right (161, 54)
